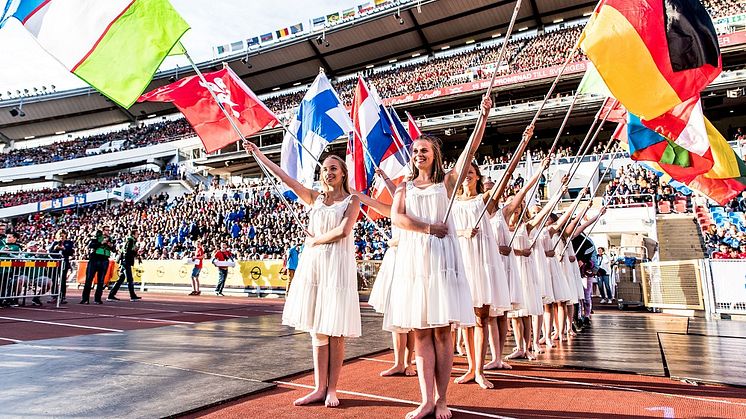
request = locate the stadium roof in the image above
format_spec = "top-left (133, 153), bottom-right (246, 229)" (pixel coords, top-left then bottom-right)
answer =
top-left (0, 0), bottom-right (597, 142)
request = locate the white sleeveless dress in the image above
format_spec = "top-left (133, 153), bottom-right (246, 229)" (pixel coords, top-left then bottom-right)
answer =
top-left (453, 197), bottom-right (512, 315)
top-left (545, 231), bottom-right (574, 303)
top-left (368, 228), bottom-right (408, 333)
top-left (389, 182), bottom-right (476, 330)
top-left (490, 209), bottom-right (524, 310)
top-left (559, 239), bottom-right (584, 302)
top-left (532, 229), bottom-right (555, 305)
top-left (509, 224), bottom-right (543, 317)
top-left (282, 194), bottom-right (361, 338)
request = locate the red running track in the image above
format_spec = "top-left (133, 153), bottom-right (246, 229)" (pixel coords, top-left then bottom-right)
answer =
top-left (188, 351), bottom-right (746, 419)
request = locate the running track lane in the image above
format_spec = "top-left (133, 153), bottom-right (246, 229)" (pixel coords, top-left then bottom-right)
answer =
top-left (187, 352), bottom-right (746, 419)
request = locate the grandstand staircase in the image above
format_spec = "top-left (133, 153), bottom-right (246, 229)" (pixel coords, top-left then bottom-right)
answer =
top-left (655, 214), bottom-right (707, 261)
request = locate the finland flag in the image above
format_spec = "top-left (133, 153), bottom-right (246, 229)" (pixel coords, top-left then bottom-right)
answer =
top-left (280, 71), bottom-right (353, 200)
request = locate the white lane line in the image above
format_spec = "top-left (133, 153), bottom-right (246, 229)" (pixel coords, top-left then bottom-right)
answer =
top-left (15, 307), bottom-right (195, 325)
top-left (0, 337), bottom-right (23, 343)
top-left (273, 380), bottom-right (515, 419)
top-left (0, 316), bottom-right (123, 333)
top-left (360, 357), bottom-right (746, 407)
top-left (182, 311), bottom-right (245, 318)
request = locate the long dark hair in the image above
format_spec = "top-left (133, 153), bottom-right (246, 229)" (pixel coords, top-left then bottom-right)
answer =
top-left (457, 161), bottom-right (485, 196)
top-left (409, 134), bottom-right (446, 184)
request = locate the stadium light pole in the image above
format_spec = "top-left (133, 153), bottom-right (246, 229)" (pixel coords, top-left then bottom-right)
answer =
top-left (443, 0), bottom-right (523, 223)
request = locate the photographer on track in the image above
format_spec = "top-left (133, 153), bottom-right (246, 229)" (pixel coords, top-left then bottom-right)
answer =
top-left (108, 227), bottom-right (142, 302)
top-left (81, 226), bottom-right (114, 304)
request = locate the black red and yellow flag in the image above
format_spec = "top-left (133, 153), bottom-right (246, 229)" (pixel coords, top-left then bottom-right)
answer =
top-left (579, 0), bottom-right (721, 120)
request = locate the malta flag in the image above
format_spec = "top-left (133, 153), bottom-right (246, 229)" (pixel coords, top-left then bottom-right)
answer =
top-left (139, 66), bottom-right (278, 153)
top-left (579, 0), bottom-right (721, 120)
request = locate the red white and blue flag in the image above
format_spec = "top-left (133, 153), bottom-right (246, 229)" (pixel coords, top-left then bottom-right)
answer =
top-left (405, 111), bottom-right (422, 140)
top-left (346, 78), bottom-right (409, 205)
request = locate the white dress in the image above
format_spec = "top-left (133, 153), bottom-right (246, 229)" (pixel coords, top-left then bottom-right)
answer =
top-left (368, 228), bottom-right (408, 333)
top-left (453, 197), bottom-right (512, 315)
top-left (532, 229), bottom-right (555, 305)
top-left (559, 239), bottom-right (584, 303)
top-left (282, 194), bottom-right (361, 338)
top-left (509, 224), bottom-right (543, 317)
top-left (490, 209), bottom-right (524, 310)
top-left (389, 182), bottom-right (476, 329)
top-left (545, 231), bottom-right (574, 303)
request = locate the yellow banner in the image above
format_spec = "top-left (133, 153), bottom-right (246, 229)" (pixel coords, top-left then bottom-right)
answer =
top-left (132, 259), bottom-right (289, 290)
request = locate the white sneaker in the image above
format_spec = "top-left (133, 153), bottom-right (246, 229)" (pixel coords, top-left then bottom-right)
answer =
top-left (600, 299), bottom-right (607, 304)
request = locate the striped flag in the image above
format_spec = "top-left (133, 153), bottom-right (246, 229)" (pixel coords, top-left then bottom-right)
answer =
top-left (2, 0), bottom-right (189, 108)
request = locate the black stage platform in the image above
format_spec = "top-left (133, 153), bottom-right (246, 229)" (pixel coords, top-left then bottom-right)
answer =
top-left (1, 309), bottom-right (744, 418)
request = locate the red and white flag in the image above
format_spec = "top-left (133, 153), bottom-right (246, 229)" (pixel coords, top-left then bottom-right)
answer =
top-left (139, 66), bottom-right (278, 153)
top-left (405, 111), bottom-right (422, 139)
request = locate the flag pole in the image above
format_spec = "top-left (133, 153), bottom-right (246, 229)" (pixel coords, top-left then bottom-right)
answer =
top-left (183, 51), bottom-right (310, 234)
top-left (442, 0), bottom-right (523, 223)
top-left (472, 40), bottom-right (581, 228)
top-left (554, 140), bottom-right (622, 256)
top-left (567, 175), bottom-right (627, 257)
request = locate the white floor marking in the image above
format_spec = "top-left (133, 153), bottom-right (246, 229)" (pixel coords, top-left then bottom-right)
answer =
top-left (0, 316), bottom-right (123, 332)
top-left (273, 380), bottom-right (516, 419)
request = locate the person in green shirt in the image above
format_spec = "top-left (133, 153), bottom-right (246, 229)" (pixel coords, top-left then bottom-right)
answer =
top-left (1, 232), bottom-right (22, 307)
top-left (107, 228), bottom-right (142, 302)
top-left (81, 226), bottom-right (114, 304)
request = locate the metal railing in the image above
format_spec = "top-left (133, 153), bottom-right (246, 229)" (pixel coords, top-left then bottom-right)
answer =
top-left (1, 251), bottom-right (64, 308)
top-left (639, 259), bottom-right (705, 310)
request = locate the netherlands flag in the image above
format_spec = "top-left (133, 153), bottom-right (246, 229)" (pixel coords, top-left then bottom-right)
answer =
top-left (347, 78), bottom-right (410, 215)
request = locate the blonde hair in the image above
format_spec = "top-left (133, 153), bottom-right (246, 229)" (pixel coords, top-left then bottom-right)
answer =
top-left (409, 135), bottom-right (445, 184)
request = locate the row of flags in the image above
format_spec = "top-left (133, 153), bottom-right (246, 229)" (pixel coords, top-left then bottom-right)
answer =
top-left (578, 0), bottom-right (746, 205)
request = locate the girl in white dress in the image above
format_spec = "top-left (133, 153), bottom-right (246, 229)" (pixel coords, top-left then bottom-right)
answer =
top-left (243, 142), bottom-right (360, 409)
top-left (359, 171), bottom-right (416, 377)
top-left (452, 162), bottom-right (512, 389)
top-left (389, 95), bottom-right (490, 419)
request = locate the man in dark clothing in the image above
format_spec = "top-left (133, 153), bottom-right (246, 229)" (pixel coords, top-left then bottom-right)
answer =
top-left (81, 226), bottom-right (114, 304)
top-left (48, 230), bottom-right (74, 304)
top-left (0, 232), bottom-right (22, 307)
top-left (212, 242), bottom-right (235, 296)
top-left (107, 228), bottom-right (142, 302)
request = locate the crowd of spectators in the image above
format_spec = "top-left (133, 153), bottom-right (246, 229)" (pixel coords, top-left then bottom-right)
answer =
top-left (1, 120), bottom-right (194, 168)
top-left (478, 136), bottom-right (614, 167)
top-left (702, 0), bottom-right (746, 19)
top-left (7, 183), bottom-right (391, 263)
top-left (704, 191), bottom-right (746, 257)
top-left (0, 170), bottom-right (166, 209)
top-left (604, 164), bottom-right (664, 207)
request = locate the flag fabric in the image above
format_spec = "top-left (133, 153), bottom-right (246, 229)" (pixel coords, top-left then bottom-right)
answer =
top-left (139, 66), bottom-right (278, 153)
top-left (347, 78), bottom-right (406, 199)
top-left (342, 8), bottom-right (356, 19)
top-left (577, 61), bottom-right (614, 97)
top-left (405, 111), bottom-right (422, 139)
top-left (280, 71), bottom-right (353, 199)
top-left (579, 0), bottom-right (721, 120)
top-left (369, 83), bottom-right (410, 198)
top-left (260, 32), bottom-right (273, 43)
top-left (358, 2), bottom-right (374, 13)
top-left (312, 16), bottom-right (326, 28)
top-left (389, 107), bottom-right (413, 150)
top-left (247, 36), bottom-right (260, 47)
top-left (215, 44), bottom-right (229, 55)
top-left (230, 41), bottom-right (244, 52)
top-left (374, 0), bottom-right (391, 6)
top-left (289, 22), bottom-right (304, 34)
top-left (327, 12), bottom-right (340, 24)
top-left (276, 27), bottom-right (290, 38)
top-left (2, 0), bottom-right (189, 108)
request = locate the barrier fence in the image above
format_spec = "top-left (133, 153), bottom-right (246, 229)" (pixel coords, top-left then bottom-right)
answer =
top-left (71, 258), bottom-right (384, 296)
top-left (639, 259), bottom-right (705, 310)
top-left (1, 251), bottom-right (64, 307)
top-left (706, 259), bottom-right (746, 316)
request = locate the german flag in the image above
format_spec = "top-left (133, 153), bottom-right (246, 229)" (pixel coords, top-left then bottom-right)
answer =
top-left (580, 0), bottom-right (721, 120)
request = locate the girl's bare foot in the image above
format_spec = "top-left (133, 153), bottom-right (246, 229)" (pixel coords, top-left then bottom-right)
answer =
top-left (294, 389), bottom-right (326, 406)
top-left (545, 339), bottom-right (555, 349)
top-left (538, 336), bottom-right (546, 344)
top-left (475, 373), bottom-right (494, 389)
top-left (380, 364), bottom-right (406, 376)
top-left (434, 400), bottom-right (452, 419)
top-left (404, 364), bottom-right (417, 376)
top-left (325, 391), bottom-right (340, 408)
top-left (406, 402), bottom-right (435, 419)
top-left (505, 348), bottom-right (525, 360)
top-left (454, 370), bottom-right (475, 384)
